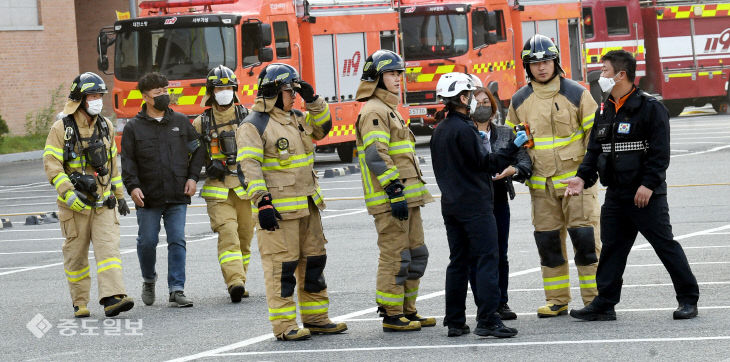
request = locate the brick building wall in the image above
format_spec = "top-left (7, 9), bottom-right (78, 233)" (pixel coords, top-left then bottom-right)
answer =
top-left (75, 0), bottom-right (135, 121)
top-left (0, 0), bottom-right (80, 135)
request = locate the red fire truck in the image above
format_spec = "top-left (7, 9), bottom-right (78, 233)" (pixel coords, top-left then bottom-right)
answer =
top-left (582, 0), bottom-right (730, 116)
top-left (399, 0), bottom-right (525, 128)
top-left (97, 0), bottom-right (406, 162)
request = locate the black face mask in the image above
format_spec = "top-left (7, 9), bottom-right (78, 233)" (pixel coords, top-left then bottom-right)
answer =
top-left (472, 106), bottom-right (493, 124)
top-left (153, 94), bottom-right (170, 111)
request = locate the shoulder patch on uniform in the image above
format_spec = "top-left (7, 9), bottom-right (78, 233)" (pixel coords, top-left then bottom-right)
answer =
top-left (511, 84), bottom-right (534, 111)
top-left (558, 78), bottom-right (585, 108)
top-left (243, 111), bottom-right (270, 136)
top-left (291, 109), bottom-right (304, 117)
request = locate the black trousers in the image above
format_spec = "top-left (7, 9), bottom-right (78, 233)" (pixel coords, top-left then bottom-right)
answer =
top-left (593, 194), bottom-right (700, 308)
top-left (443, 212), bottom-right (500, 327)
top-left (493, 194), bottom-right (511, 304)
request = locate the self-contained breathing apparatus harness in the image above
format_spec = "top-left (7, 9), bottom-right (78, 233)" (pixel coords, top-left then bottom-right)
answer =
top-left (200, 105), bottom-right (248, 181)
top-left (61, 114), bottom-right (116, 208)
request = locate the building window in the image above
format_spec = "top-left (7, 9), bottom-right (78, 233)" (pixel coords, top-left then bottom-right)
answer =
top-left (605, 6), bottom-right (629, 36)
top-left (0, 0), bottom-right (42, 30)
top-left (273, 21), bottom-right (291, 59)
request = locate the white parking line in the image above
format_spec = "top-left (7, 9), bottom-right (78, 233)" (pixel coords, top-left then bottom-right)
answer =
top-left (213, 336), bottom-right (730, 357)
top-left (636, 245), bottom-right (730, 250)
top-left (165, 225), bottom-right (730, 362)
top-left (671, 145), bottom-right (730, 158)
top-left (508, 281), bottom-right (730, 293)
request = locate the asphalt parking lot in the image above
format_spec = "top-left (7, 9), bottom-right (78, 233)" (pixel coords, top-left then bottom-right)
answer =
top-left (1, 108), bottom-right (729, 361)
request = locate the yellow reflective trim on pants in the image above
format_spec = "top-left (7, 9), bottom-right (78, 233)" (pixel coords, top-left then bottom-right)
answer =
top-left (44, 145), bottom-right (64, 161)
top-left (404, 287), bottom-right (418, 300)
top-left (97, 257), bottom-right (123, 274)
top-left (543, 275), bottom-right (570, 290)
top-left (65, 265), bottom-right (90, 282)
top-left (299, 300), bottom-right (329, 314)
top-left (579, 274), bottom-right (597, 288)
top-left (376, 290), bottom-right (404, 306)
top-left (269, 305), bottom-right (297, 320)
top-left (242, 253), bottom-right (250, 265)
top-left (219, 250), bottom-right (243, 265)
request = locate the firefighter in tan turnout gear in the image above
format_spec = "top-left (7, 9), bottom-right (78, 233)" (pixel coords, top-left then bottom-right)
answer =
top-left (192, 65), bottom-right (253, 303)
top-left (505, 35), bottom-right (601, 317)
top-left (43, 72), bottom-right (134, 318)
top-left (355, 50), bottom-right (435, 332)
top-left (236, 63), bottom-right (347, 341)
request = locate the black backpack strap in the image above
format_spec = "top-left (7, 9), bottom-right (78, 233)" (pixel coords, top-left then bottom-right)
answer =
top-left (243, 111), bottom-right (270, 136)
top-left (62, 115), bottom-right (79, 162)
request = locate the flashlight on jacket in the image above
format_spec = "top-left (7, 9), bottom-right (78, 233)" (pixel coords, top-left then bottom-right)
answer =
top-left (514, 123), bottom-right (534, 148)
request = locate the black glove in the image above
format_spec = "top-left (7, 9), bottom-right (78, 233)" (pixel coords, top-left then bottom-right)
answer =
top-left (117, 198), bottom-right (130, 216)
top-left (385, 181), bottom-right (408, 220)
top-left (257, 193), bottom-right (282, 231)
top-left (297, 80), bottom-right (318, 103)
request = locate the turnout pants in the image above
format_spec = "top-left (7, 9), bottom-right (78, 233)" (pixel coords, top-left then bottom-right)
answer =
top-left (373, 206), bottom-right (429, 316)
top-left (530, 179), bottom-right (601, 305)
top-left (593, 194), bottom-right (699, 308)
top-left (206, 189), bottom-right (254, 288)
top-left (257, 198), bottom-right (332, 338)
top-left (59, 207), bottom-right (126, 306)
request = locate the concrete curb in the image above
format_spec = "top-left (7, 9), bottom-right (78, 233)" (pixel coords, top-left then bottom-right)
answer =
top-left (0, 150), bottom-right (43, 164)
top-left (322, 164), bottom-right (360, 178)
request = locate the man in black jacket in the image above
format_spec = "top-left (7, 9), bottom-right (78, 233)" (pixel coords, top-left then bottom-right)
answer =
top-left (563, 50), bottom-right (699, 321)
top-left (121, 72), bottom-right (204, 308)
top-left (430, 72), bottom-right (527, 338)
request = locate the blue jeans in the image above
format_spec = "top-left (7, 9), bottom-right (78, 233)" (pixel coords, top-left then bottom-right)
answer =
top-left (136, 203), bottom-right (187, 292)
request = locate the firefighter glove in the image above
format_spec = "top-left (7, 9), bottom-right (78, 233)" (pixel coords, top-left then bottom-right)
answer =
top-left (64, 190), bottom-right (91, 212)
top-left (297, 80), bottom-right (318, 103)
top-left (257, 193), bottom-right (282, 231)
top-left (385, 181), bottom-right (408, 220)
top-left (514, 130), bottom-right (528, 147)
top-left (117, 198), bottom-right (130, 216)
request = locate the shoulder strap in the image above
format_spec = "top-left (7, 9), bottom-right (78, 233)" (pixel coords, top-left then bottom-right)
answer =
top-left (201, 108), bottom-right (212, 135)
top-left (61, 115), bottom-right (78, 162)
top-left (243, 111), bottom-right (270, 136)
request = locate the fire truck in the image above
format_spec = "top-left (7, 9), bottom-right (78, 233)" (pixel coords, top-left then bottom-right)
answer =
top-left (399, 0), bottom-right (525, 128)
top-left (96, 0), bottom-right (405, 162)
top-left (582, 0), bottom-right (730, 116)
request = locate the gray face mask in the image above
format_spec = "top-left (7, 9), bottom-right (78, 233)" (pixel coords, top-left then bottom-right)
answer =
top-left (472, 105), bottom-right (493, 123)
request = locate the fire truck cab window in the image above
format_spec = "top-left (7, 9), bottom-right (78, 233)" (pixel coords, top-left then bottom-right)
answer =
top-left (472, 10), bottom-right (488, 48)
top-left (241, 23), bottom-right (262, 67)
top-left (494, 10), bottom-right (506, 41)
top-left (583, 7), bottom-right (594, 39)
top-left (115, 26), bottom-right (236, 81)
top-left (401, 12), bottom-right (468, 60)
top-left (605, 6), bottom-right (629, 36)
top-left (273, 21), bottom-right (291, 59)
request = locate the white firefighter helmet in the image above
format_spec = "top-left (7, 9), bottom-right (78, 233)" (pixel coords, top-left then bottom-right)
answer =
top-left (436, 72), bottom-right (476, 101)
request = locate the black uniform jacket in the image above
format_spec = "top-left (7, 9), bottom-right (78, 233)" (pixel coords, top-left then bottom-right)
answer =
top-left (489, 123), bottom-right (532, 201)
top-left (121, 104), bottom-right (204, 208)
top-left (430, 110), bottom-right (517, 216)
top-left (577, 86), bottom-right (670, 200)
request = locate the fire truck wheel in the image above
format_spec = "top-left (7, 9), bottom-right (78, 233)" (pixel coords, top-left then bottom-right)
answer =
top-left (665, 102), bottom-right (685, 118)
top-left (337, 142), bottom-right (355, 163)
top-left (712, 101), bottom-right (729, 114)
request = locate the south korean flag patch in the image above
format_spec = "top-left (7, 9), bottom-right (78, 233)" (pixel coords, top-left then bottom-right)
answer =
top-left (617, 122), bottom-right (631, 134)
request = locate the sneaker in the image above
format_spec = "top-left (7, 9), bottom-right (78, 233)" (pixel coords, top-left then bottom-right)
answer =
top-left (405, 313), bottom-right (437, 327)
top-left (537, 303), bottom-right (568, 318)
top-left (74, 305), bottom-right (90, 318)
top-left (228, 284), bottom-right (245, 303)
top-left (497, 303), bottom-right (517, 320)
top-left (102, 295), bottom-right (134, 317)
top-left (474, 319), bottom-right (518, 338)
top-left (142, 282), bottom-right (155, 306)
top-left (673, 303), bottom-right (698, 320)
top-left (382, 314), bottom-right (421, 332)
top-left (303, 322), bottom-right (348, 335)
top-left (447, 324), bottom-right (471, 337)
top-left (169, 291), bottom-right (193, 308)
top-left (277, 328), bottom-right (311, 341)
top-left (569, 303), bottom-right (617, 321)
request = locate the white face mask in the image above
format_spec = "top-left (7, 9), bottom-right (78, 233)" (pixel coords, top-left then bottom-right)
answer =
top-left (598, 74), bottom-right (618, 93)
top-left (214, 89), bottom-right (234, 105)
top-left (86, 98), bottom-right (103, 115)
top-left (469, 95), bottom-right (478, 115)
